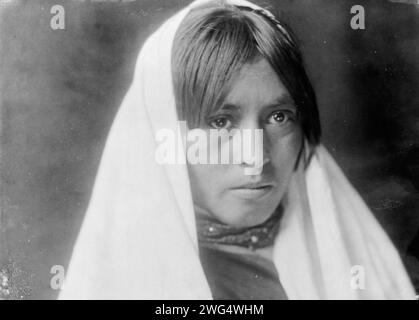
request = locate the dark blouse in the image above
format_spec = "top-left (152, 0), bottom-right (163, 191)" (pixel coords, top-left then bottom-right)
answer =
top-left (198, 243), bottom-right (288, 300)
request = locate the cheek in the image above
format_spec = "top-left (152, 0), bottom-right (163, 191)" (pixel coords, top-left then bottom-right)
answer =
top-left (269, 128), bottom-right (303, 182)
top-left (187, 163), bottom-right (226, 207)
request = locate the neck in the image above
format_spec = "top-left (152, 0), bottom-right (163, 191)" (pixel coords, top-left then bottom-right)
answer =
top-left (195, 205), bottom-right (283, 251)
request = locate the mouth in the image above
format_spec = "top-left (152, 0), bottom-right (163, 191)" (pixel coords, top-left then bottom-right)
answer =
top-left (230, 182), bottom-right (275, 200)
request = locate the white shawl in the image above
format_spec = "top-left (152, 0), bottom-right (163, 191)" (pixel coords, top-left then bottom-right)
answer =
top-left (58, 0), bottom-right (415, 299)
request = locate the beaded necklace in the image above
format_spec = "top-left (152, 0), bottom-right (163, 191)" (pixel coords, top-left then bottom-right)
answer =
top-left (196, 206), bottom-right (283, 250)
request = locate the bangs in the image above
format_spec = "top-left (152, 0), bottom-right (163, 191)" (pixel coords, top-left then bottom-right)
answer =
top-left (172, 5), bottom-right (259, 128)
top-left (172, 3), bottom-right (321, 144)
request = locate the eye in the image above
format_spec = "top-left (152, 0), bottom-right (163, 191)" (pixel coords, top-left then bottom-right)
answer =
top-left (267, 110), bottom-right (293, 125)
top-left (208, 116), bottom-right (233, 129)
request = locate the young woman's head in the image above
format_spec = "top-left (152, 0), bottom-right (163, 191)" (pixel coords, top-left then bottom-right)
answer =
top-left (172, 2), bottom-right (321, 228)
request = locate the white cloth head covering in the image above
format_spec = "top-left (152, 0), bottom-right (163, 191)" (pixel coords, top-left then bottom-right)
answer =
top-left (59, 0), bottom-right (415, 299)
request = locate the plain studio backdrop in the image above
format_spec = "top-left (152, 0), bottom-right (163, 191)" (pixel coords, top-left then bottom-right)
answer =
top-left (0, 0), bottom-right (418, 299)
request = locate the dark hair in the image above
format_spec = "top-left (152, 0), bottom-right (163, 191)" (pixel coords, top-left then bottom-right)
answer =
top-left (171, 2), bottom-right (321, 145)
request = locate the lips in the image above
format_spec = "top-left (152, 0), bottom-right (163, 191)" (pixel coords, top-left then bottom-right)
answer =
top-left (230, 181), bottom-right (275, 200)
top-left (233, 180), bottom-right (275, 189)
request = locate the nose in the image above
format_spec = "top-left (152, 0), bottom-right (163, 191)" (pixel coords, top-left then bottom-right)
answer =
top-left (236, 123), bottom-right (270, 176)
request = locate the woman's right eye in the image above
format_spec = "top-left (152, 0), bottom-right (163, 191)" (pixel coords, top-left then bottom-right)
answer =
top-left (208, 116), bottom-right (232, 129)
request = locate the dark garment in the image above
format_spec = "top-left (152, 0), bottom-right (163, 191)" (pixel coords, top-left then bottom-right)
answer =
top-left (198, 243), bottom-right (288, 300)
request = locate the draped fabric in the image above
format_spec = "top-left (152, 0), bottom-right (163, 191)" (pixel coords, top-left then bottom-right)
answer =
top-left (58, 0), bottom-right (415, 299)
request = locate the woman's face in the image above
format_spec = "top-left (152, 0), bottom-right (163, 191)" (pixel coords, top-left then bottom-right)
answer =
top-left (187, 57), bottom-right (303, 228)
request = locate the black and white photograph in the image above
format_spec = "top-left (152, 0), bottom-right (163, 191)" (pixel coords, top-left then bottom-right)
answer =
top-left (0, 0), bottom-right (418, 301)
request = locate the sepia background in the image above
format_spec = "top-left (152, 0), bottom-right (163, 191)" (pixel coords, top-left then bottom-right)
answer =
top-left (1, 0), bottom-right (418, 299)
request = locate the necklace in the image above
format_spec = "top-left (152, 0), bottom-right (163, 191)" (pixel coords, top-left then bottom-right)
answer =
top-left (196, 206), bottom-right (283, 251)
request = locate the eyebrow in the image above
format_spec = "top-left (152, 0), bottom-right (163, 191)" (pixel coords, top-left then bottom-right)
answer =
top-left (219, 93), bottom-right (296, 112)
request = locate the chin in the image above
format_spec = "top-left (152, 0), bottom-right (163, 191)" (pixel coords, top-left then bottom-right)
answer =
top-left (216, 204), bottom-right (276, 229)
top-left (220, 189), bottom-right (283, 228)
top-left (241, 209), bottom-right (275, 228)
top-left (206, 191), bottom-right (282, 228)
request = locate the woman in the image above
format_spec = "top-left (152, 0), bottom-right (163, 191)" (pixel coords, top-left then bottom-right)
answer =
top-left (59, 0), bottom-right (415, 299)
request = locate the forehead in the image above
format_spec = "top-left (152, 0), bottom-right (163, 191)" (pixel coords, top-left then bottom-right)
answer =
top-left (222, 58), bottom-right (292, 112)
